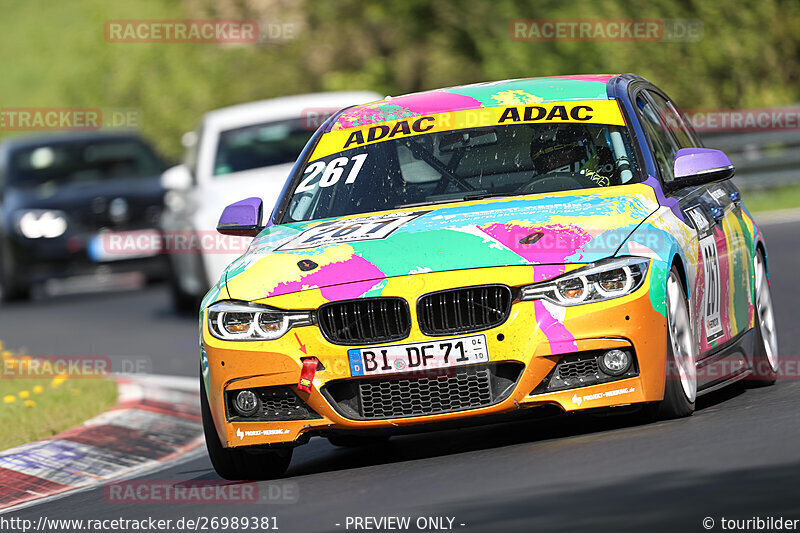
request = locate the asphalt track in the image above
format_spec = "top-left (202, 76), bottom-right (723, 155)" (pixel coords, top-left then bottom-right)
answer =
top-left (1, 217), bottom-right (799, 533)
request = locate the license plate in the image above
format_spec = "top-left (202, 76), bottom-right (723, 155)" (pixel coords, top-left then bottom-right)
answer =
top-left (87, 230), bottom-right (160, 262)
top-left (348, 334), bottom-right (489, 377)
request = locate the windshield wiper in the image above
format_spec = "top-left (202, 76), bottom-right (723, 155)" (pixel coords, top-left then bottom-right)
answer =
top-left (460, 192), bottom-right (518, 201)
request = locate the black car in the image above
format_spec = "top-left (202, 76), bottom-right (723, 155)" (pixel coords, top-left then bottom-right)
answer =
top-left (0, 132), bottom-right (169, 300)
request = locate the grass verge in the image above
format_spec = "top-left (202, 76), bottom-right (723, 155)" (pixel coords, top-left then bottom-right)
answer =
top-left (741, 185), bottom-right (800, 213)
top-left (0, 345), bottom-right (118, 451)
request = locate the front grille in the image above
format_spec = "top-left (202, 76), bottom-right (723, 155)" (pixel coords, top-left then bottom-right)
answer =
top-left (322, 362), bottom-right (524, 420)
top-left (417, 285), bottom-right (512, 336)
top-left (226, 386), bottom-right (322, 422)
top-left (318, 298), bottom-right (411, 345)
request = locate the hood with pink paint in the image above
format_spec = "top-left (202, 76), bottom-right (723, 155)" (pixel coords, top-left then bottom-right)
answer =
top-left (223, 187), bottom-right (659, 302)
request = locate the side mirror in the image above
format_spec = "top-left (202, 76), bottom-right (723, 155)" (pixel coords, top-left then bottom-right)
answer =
top-left (668, 148), bottom-right (735, 191)
top-left (161, 164), bottom-right (193, 190)
top-left (217, 197), bottom-right (264, 237)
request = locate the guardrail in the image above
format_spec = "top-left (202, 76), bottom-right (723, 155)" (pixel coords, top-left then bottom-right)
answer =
top-left (700, 129), bottom-right (800, 191)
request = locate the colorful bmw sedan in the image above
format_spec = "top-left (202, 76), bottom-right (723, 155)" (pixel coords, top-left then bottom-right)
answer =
top-left (200, 74), bottom-right (778, 479)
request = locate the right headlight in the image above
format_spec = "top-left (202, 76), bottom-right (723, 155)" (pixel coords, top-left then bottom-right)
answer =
top-left (207, 301), bottom-right (313, 341)
top-left (519, 256), bottom-right (650, 306)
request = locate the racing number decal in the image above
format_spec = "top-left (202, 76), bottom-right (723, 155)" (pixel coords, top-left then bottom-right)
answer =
top-left (295, 153), bottom-right (368, 194)
top-left (700, 234), bottom-right (724, 342)
top-left (276, 211), bottom-right (429, 251)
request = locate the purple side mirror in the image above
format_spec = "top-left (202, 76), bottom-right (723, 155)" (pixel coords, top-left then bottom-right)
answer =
top-left (217, 197), bottom-right (264, 237)
top-left (672, 148), bottom-right (735, 188)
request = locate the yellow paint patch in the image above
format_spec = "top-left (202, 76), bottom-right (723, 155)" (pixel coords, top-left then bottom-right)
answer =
top-left (491, 90), bottom-right (544, 105)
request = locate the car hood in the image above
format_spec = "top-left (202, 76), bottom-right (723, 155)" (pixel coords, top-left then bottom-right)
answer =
top-left (224, 184), bottom-right (660, 301)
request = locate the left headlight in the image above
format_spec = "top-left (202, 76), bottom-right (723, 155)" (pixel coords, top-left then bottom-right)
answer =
top-left (15, 210), bottom-right (68, 239)
top-left (207, 301), bottom-right (313, 341)
top-left (519, 257), bottom-right (650, 306)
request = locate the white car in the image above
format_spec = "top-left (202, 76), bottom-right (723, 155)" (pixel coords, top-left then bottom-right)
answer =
top-left (160, 91), bottom-right (382, 311)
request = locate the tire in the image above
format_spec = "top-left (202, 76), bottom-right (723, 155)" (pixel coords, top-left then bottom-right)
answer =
top-left (327, 435), bottom-right (390, 448)
top-left (200, 375), bottom-right (292, 480)
top-left (0, 243), bottom-right (31, 302)
top-left (747, 249), bottom-right (778, 387)
top-left (653, 267), bottom-right (697, 419)
top-left (168, 258), bottom-right (201, 313)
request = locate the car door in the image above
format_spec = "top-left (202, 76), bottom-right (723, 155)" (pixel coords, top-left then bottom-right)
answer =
top-left (634, 88), bottom-right (751, 360)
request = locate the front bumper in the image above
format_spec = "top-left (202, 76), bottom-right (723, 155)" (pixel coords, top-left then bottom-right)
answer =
top-left (202, 264), bottom-right (667, 449)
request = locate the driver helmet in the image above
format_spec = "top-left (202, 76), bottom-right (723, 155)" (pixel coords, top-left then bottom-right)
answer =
top-left (530, 125), bottom-right (594, 175)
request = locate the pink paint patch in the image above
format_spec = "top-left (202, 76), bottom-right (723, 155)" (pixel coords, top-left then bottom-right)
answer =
top-left (534, 301), bottom-right (577, 352)
top-left (539, 74), bottom-right (617, 83)
top-left (480, 223), bottom-right (595, 264)
top-left (714, 227), bottom-right (732, 342)
top-left (530, 264), bottom-right (577, 351)
top-left (333, 92), bottom-right (483, 129)
top-left (268, 255), bottom-right (385, 300)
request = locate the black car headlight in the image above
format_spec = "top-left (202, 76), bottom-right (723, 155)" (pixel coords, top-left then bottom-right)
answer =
top-left (207, 301), bottom-right (313, 341)
top-left (15, 209), bottom-right (68, 239)
top-left (519, 257), bottom-right (649, 306)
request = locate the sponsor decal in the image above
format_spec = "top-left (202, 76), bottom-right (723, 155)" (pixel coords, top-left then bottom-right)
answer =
top-left (310, 101), bottom-right (625, 159)
top-left (236, 428), bottom-right (290, 440)
top-left (572, 387), bottom-right (635, 406)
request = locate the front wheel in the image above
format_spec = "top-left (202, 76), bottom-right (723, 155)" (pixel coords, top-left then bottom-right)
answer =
top-left (653, 268), bottom-right (697, 419)
top-left (747, 250), bottom-right (778, 386)
top-left (200, 375), bottom-right (292, 480)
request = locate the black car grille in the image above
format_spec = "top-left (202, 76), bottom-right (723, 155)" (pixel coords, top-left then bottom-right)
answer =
top-left (417, 285), bottom-right (512, 336)
top-left (318, 298), bottom-right (411, 345)
top-left (322, 363), bottom-right (524, 420)
top-left (226, 386), bottom-right (322, 422)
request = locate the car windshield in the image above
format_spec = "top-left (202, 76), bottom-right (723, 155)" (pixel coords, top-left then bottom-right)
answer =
top-left (213, 118), bottom-right (315, 177)
top-left (283, 116), bottom-right (640, 223)
top-left (9, 139), bottom-right (163, 186)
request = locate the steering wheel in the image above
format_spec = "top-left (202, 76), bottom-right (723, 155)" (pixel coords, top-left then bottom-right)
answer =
top-left (515, 171), bottom-right (601, 194)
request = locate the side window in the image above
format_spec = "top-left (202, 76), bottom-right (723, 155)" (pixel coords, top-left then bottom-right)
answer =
top-left (646, 90), bottom-right (698, 148)
top-left (636, 94), bottom-right (680, 183)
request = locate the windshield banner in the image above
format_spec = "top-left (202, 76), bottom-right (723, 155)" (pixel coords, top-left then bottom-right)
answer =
top-left (311, 100), bottom-right (626, 159)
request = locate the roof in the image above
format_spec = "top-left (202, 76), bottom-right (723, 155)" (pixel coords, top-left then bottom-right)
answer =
top-left (202, 91), bottom-right (383, 131)
top-left (330, 75), bottom-right (619, 131)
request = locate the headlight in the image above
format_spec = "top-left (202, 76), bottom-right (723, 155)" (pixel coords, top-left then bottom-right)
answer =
top-left (207, 301), bottom-right (313, 341)
top-left (15, 210), bottom-right (68, 239)
top-left (519, 257), bottom-right (649, 306)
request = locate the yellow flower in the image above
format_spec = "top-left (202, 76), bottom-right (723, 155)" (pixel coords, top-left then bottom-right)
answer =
top-left (3, 395), bottom-right (15, 403)
top-left (33, 385), bottom-right (44, 394)
top-left (24, 400), bottom-right (35, 407)
top-left (51, 375), bottom-right (67, 388)
top-left (18, 390), bottom-right (30, 399)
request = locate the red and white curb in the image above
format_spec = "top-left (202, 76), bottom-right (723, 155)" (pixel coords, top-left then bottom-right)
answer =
top-left (0, 374), bottom-right (204, 512)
